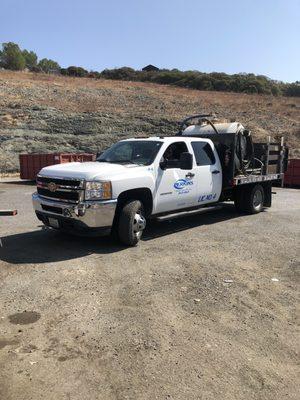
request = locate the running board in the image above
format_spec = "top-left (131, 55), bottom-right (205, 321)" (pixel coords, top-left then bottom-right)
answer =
top-left (155, 205), bottom-right (224, 221)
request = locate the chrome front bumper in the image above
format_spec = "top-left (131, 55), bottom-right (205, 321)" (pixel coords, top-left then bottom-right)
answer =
top-left (32, 193), bottom-right (117, 231)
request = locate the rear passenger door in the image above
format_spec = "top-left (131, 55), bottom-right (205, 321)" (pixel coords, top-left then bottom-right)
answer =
top-left (191, 141), bottom-right (222, 205)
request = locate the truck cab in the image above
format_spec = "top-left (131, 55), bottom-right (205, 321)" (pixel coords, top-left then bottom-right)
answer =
top-left (33, 136), bottom-right (223, 245)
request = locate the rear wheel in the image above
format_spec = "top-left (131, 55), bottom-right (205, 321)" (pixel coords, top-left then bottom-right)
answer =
top-left (235, 184), bottom-right (264, 214)
top-left (251, 185), bottom-right (264, 213)
top-left (118, 200), bottom-right (146, 246)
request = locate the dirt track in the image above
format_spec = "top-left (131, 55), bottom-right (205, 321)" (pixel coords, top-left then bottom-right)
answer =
top-left (0, 181), bottom-right (299, 400)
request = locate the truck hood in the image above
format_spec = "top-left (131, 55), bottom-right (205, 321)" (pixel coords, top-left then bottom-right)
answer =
top-left (39, 161), bottom-right (140, 180)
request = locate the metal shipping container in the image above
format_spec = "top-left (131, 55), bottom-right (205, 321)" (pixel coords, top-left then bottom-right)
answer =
top-left (284, 159), bottom-right (300, 187)
top-left (19, 153), bottom-right (96, 180)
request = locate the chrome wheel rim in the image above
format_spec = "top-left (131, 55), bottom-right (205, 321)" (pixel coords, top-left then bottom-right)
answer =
top-left (253, 190), bottom-right (263, 209)
top-left (133, 211), bottom-right (146, 239)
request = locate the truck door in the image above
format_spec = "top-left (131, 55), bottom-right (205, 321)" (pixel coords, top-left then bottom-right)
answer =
top-left (190, 141), bottom-right (222, 205)
top-left (154, 141), bottom-right (198, 213)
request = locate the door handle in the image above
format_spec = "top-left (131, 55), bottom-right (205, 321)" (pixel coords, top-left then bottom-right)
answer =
top-left (185, 172), bottom-right (195, 178)
top-left (212, 170), bottom-right (220, 174)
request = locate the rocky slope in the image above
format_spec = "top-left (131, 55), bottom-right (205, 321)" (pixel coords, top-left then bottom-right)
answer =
top-left (0, 71), bottom-right (299, 173)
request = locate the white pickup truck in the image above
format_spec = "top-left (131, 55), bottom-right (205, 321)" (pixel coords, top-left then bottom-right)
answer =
top-left (32, 116), bottom-right (287, 246)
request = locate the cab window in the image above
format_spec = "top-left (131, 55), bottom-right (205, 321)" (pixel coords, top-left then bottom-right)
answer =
top-left (191, 142), bottom-right (215, 166)
top-left (161, 142), bottom-right (188, 169)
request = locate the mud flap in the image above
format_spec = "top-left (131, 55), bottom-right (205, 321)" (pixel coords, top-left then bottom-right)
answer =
top-left (263, 183), bottom-right (272, 207)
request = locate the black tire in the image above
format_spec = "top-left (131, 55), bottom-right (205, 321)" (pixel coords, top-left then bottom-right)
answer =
top-left (118, 200), bottom-right (146, 246)
top-left (243, 184), bottom-right (264, 214)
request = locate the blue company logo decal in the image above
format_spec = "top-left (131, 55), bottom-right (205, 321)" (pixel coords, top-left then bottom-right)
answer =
top-left (174, 179), bottom-right (194, 190)
top-left (198, 193), bottom-right (217, 202)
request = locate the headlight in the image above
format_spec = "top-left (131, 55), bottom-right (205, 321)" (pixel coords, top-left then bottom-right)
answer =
top-left (85, 181), bottom-right (112, 200)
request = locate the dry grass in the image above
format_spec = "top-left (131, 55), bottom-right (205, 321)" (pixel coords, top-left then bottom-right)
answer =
top-left (0, 70), bottom-right (299, 172)
top-left (1, 70), bottom-right (299, 117)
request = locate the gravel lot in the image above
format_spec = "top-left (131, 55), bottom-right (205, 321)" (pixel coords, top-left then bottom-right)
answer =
top-left (0, 181), bottom-right (299, 400)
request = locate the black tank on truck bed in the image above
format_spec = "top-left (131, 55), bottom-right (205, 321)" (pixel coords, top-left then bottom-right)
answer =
top-left (178, 113), bottom-right (288, 213)
top-left (179, 114), bottom-right (288, 187)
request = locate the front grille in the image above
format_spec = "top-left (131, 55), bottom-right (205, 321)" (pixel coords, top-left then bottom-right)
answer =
top-left (37, 175), bottom-right (84, 203)
top-left (37, 187), bottom-right (79, 201)
top-left (37, 176), bottom-right (81, 188)
top-left (41, 204), bottom-right (63, 214)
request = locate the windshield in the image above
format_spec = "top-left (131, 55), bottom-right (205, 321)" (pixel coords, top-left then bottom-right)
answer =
top-left (97, 140), bottom-right (162, 166)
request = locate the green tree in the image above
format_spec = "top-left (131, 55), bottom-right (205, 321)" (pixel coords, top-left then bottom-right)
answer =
top-left (0, 42), bottom-right (25, 70)
top-left (38, 58), bottom-right (60, 73)
top-left (22, 49), bottom-right (38, 70)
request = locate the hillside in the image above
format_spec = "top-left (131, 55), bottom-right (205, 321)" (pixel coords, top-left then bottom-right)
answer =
top-left (0, 71), bottom-right (299, 173)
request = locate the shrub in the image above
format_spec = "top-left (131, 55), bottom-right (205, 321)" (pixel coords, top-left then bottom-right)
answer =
top-left (66, 66), bottom-right (88, 77)
top-left (243, 84), bottom-right (258, 94)
top-left (101, 67), bottom-right (137, 81)
top-left (60, 68), bottom-right (68, 76)
top-left (88, 71), bottom-right (101, 79)
top-left (284, 83), bottom-right (300, 97)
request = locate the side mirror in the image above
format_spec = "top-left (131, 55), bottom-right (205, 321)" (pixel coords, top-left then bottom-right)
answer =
top-left (180, 152), bottom-right (193, 170)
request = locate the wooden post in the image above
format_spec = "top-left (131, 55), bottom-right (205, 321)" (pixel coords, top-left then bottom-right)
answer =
top-left (280, 137), bottom-right (284, 187)
top-left (264, 136), bottom-right (271, 175)
top-left (0, 210), bottom-right (18, 216)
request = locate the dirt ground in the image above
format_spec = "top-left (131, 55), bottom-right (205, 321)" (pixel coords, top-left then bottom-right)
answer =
top-left (0, 181), bottom-right (299, 400)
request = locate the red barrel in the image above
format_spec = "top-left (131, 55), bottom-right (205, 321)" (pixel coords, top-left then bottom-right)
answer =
top-left (19, 153), bottom-right (96, 180)
top-left (284, 159), bottom-right (300, 187)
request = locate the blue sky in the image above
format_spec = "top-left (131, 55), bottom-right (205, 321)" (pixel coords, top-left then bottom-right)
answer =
top-left (1, 0), bottom-right (299, 82)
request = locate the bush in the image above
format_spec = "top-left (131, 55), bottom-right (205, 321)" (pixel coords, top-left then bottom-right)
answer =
top-left (243, 84), bottom-right (258, 94)
top-left (60, 68), bottom-right (68, 76)
top-left (101, 67), bottom-right (137, 81)
top-left (87, 71), bottom-right (101, 79)
top-left (66, 66), bottom-right (88, 77)
top-left (284, 83), bottom-right (300, 97)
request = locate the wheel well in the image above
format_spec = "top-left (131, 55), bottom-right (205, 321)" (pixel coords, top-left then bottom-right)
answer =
top-left (116, 188), bottom-right (153, 217)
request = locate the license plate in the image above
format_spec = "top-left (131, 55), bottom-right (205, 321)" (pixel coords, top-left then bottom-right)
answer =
top-left (48, 218), bottom-right (59, 229)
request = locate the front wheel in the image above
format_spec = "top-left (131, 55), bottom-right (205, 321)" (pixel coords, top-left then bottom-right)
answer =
top-left (118, 200), bottom-right (146, 246)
